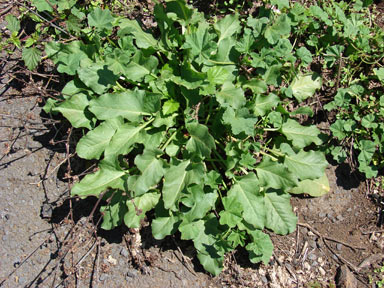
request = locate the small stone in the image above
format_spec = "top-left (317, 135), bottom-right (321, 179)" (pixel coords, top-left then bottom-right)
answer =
top-left (333, 255), bottom-right (339, 261)
top-left (337, 215), bottom-right (344, 221)
top-left (126, 269), bottom-right (138, 279)
top-left (336, 244), bottom-right (343, 251)
top-left (354, 212), bottom-right (359, 217)
top-left (319, 212), bottom-right (326, 218)
top-left (261, 276), bottom-right (268, 284)
top-left (336, 265), bottom-right (358, 288)
top-left (99, 274), bottom-right (108, 281)
top-left (304, 262), bottom-right (311, 270)
top-left (347, 208), bottom-right (352, 212)
top-left (308, 231), bottom-right (315, 237)
top-left (308, 253), bottom-right (317, 261)
top-left (309, 240), bottom-right (317, 249)
top-left (312, 261), bottom-right (318, 266)
top-left (319, 267), bottom-right (326, 276)
top-left (120, 248), bottom-right (129, 258)
top-left (331, 217), bottom-right (337, 223)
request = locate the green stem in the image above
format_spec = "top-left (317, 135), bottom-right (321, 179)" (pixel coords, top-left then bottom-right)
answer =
top-left (259, 150), bottom-right (279, 161)
top-left (239, 167), bottom-right (248, 175)
top-left (161, 129), bottom-right (178, 151)
top-left (263, 146), bottom-right (285, 157)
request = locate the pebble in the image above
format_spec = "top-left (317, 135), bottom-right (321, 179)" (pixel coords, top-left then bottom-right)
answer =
top-left (309, 240), bottom-right (317, 249)
top-left (336, 244), bottom-right (343, 251)
top-left (312, 261), bottom-right (318, 266)
top-left (333, 255), bottom-right (339, 261)
top-left (261, 276), bottom-right (268, 284)
top-left (18, 277), bottom-right (26, 284)
top-left (126, 269), bottom-right (138, 279)
top-left (336, 215), bottom-right (344, 221)
top-left (304, 262), bottom-right (311, 270)
top-left (319, 267), bottom-right (326, 276)
top-left (347, 208), bottom-right (352, 212)
top-left (308, 253), bottom-right (317, 261)
top-left (99, 274), bottom-right (108, 281)
top-left (319, 212), bottom-right (326, 218)
top-left (120, 248), bottom-right (129, 258)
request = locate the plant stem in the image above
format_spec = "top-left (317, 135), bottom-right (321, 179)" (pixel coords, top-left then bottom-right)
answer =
top-left (161, 129), bottom-right (178, 151)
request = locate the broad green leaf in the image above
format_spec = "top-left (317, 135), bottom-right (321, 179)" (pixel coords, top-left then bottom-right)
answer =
top-left (197, 252), bottom-right (223, 276)
top-left (214, 14), bottom-right (241, 44)
top-left (105, 48), bottom-right (133, 75)
top-left (100, 192), bottom-right (128, 230)
top-left (227, 230), bottom-right (246, 248)
top-left (71, 162), bottom-right (125, 197)
top-left (22, 47), bottom-right (41, 70)
top-left (124, 51), bottom-right (159, 82)
top-left (216, 82), bottom-right (246, 109)
top-left (88, 8), bottom-right (114, 30)
top-left (128, 149), bottom-right (165, 196)
top-left (171, 63), bottom-right (206, 89)
top-left (206, 66), bottom-right (230, 85)
top-left (124, 192), bottom-right (160, 228)
top-left (243, 79), bottom-right (268, 94)
top-left (358, 162), bottom-right (378, 178)
top-left (5, 15), bottom-right (20, 33)
top-left (209, 37), bottom-right (237, 65)
top-left (78, 64), bottom-right (118, 95)
top-left (32, 0), bottom-right (54, 12)
top-left (152, 214), bottom-right (180, 240)
top-left (163, 160), bottom-right (191, 210)
top-left (256, 157), bottom-right (297, 190)
top-left (118, 19), bottom-right (158, 49)
top-left (263, 64), bottom-right (282, 86)
top-left (186, 122), bottom-right (216, 158)
top-left (271, 0), bottom-right (290, 9)
top-left (284, 149), bottom-right (328, 180)
top-left (246, 229), bottom-right (273, 264)
top-left (165, 0), bottom-right (194, 23)
top-left (264, 14), bottom-right (291, 44)
top-left (53, 93), bottom-right (93, 129)
top-left (291, 73), bottom-right (322, 102)
top-left (374, 68), bottom-right (384, 83)
top-left (89, 90), bottom-right (160, 121)
top-left (56, 53), bottom-right (82, 75)
top-left (289, 174), bottom-right (330, 197)
top-left (358, 140), bottom-right (377, 177)
top-left (222, 107), bottom-right (257, 136)
top-left (219, 195), bottom-right (243, 228)
top-left (280, 119), bottom-right (323, 148)
top-left (324, 45), bottom-right (344, 68)
top-left (253, 93), bottom-right (280, 116)
top-left (162, 99), bottom-right (180, 115)
top-left (227, 173), bottom-right (265, 229)
top-left (330, 120), bottom-right (346, 140)
top-left (179, 216), bottom-right (224, 275)
top-left (264, 190), bottom-right (297, 234)
top-left (183, 22), bottom-right (217, 64)
top-left (296, 47), bottom-right (312, 66)
top-left (181, 184), bottom-right (217, 222)
top-left (104, 121), bottom-right (150, 159)
top-left (76, 118), bottom-right (123, 160)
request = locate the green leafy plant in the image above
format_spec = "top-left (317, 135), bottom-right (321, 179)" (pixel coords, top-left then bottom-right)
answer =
top-left (42, 0), bottom-right (332, 275)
